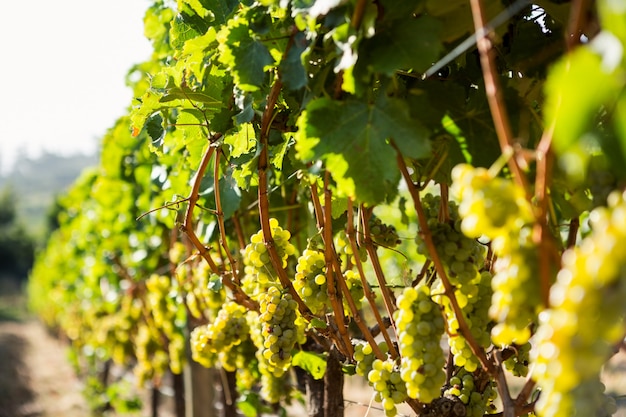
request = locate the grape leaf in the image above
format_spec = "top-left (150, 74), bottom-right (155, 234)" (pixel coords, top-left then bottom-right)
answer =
top-left (218, 22), bottom-right (274, 91)
top-left (296, 96), bottom-right (430, 205)
top-left (356, 15), bottom-right (442, 75)
top-left (279, 32), bottom-right (308, 91)
top-left (170, 14), bottom-right (202, 49)
top-left (546, 45), bottom-right (621, 154)
top-left (292, 351), bottom-right (327, 380)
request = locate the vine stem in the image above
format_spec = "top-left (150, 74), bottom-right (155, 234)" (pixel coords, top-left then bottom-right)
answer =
top-left (359, 206), bottom-right (397, 327)
top-left (533, 124), bottom-right (559, 307)
top-left (184, 141), bottom-right (258, 311)
top-left (321, 173), bottom-right (353, 357)
top-left (257, 77), bottom-right (312, 319)
top-left (346, 198), bottom-right (397, 360)
top-left (469, 0), bottom-right (530, 198)
top-left (395, 149), bottom-right (494, 375)
top-left (309, 183), bottom-right (352, 356)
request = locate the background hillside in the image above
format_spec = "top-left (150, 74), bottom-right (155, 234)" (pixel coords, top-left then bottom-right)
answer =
top-left (0, 151), bottom-right (98, 240)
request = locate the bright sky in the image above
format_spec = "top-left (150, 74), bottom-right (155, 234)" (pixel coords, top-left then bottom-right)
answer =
top-left (0, 1), bottom-right (154, 174)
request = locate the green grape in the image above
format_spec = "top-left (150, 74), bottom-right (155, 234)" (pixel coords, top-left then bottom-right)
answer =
top-left (450, 164), bottom-right (543, 346)
top-left (369, 215), bottom-right (401, 248)
top-left (450, 164), bottom-right (534, 239)
top-left (335, 231), bottom-right (367, 266)
top-left (182, 263), bottom-right (226, 319)
top-left (259, 286), bottom-right (300, 375)
top-left (503, 342), bottom-right (531, 377)
top-left (343, 269), bottom-right (364, 316)
top-left (489, 244), bottom-right (541, 346)
top-left (293, 249), bottom-right (329, 314)
top-left (134, 323), bottom-right (169, 386)
top-left (531, 191), bottom-right (626, 417)
top-left (394, 285), bottom-right (446, 403)
top-left (243, 218), bottom-right (297, 285)
top-left (247, 310), bottom-right (292, 404)
top-left (367, 358), bottom-right (408, 417)
top-left (190, 325), bottom-right (218, 368)
top-left (260, 371), bottom-right (292, 404)
top-left (353, 340), bottom-right (389, 376)
top-left (444, 368), bottom-right (498, 417)
top-left (417, 194), bottom-right (486, 290)
top-left (189, 301), bottom-right (250, 371)
top-left (432, 271), bottom-right (493, 373)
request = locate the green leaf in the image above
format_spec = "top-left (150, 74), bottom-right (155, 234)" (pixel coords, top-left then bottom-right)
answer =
top-left (176, 109), bottom-right (208, 166)
top-left (207, 274), bottom-right (223, 292)
top-left (218, 22), bottom-right (274, 91)
top-left (546, 44), bottom-right (621, 154)
top-left (200, 0), bottom-right (239, 26)
top-left (296, 96), bottom-right (430, 205)
top-left (146, 113), bottom-right (165, 146)
top-left (225, 123), bottom-right (257, 158)
top-left (292, 351), bottom-right (327, 379)
top-left (356, 15), bottom-right (442, 75)
top-left (279, 32), bottom-right (308, 90)
top-left (170, 14), bottom-right (202, 50)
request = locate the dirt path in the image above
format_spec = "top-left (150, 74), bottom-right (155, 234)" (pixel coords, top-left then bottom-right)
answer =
top-left (0, 319), bottom-right (88, 417)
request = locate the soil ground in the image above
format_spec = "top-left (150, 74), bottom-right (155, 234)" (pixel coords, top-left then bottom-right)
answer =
top-left (1, 288), bottom-right (626, 417)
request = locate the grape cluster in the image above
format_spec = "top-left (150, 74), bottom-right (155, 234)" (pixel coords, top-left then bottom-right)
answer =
top-left (353, 340), bottom-right (389, 376)
top-left (394, 286), bottom-right (446, 403)
top-left (143, 274), bottom-right (186, 375)
top-left (369, 215), bottom-right (401, 248)
top-left (190, 302), bottom-right (250, 371)
top-left (134, 323), bottom-right (170, 386)
top-left (368, 358), bottom-right (408, 416)
top-left (247, 311), bottom-right (292, 404)
top-left (450, 164), bottom-right (534, 240)
top-left (243, 218), bottom-right (296, 285)
top-left (260, 286), bottom-right (301, 375)
top-left (335, 231), bottom-right (367, 266)
top-left (503, 342), bottom-right (531, 377)
top-left (433, 273), bottom-right (493, 373)
top-left (343, 269), bottom-right (364, 315)
top-left (451, 164), bottom-right (541, 346)
top-left (444, 369), bottom-right (497, 417)
top-left (417, 194), bottom-right (486, 291)
top-left (531, 191), bottom-right (626, 417)
top-left (293, 249), bottom-right (329, 314)
top-left (180, 261), bottom-right (225, 320)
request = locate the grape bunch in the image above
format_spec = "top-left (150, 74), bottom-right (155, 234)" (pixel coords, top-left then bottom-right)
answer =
top-left (450, 164), bottom-right (534, 240)
top-left (144, 274), bottom-right (186, 375)
top-left (444, 368), bottom-right (497, 417)
top-left (417, 194), bottom-right (486, 290)
top-left (342, 269), bottom-right (364, 315)
top-left (134, 323), bottom-right (170, 386)
top-left (247, 311), bottom-right (293, 404)
top-left (189, 302), bottom-right (250, 371)
top-left (433, 271), bottom-right (493, 373)
top-left (259, 286), bottom-right (301, 375)
top-left (353, 340), bottom-right (389, 376)
top-left (531, 191), bottom-right (626, 417)
top-left (450, 164), bottom-right (541, 346)
top-left (367, 358), bottom-right (409, 416)
top-left (369, 215), bottom-right (401, 248)
top-left (503, 342), bottom-right (531, 377)
top-left (394, 285), bottom-right (446, 403)
top-left (243, 218), bottom-right (296, 285)
top-left (181, 261), bottom-right (225, 320)
top-left (293, 249), bottom-right (329, 314)
top-left (335, 231), bottom-right (367, 266)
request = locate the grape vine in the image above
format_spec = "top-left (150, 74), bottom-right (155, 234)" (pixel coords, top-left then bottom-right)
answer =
top-left (26, 1), bottom-right (626, 417)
